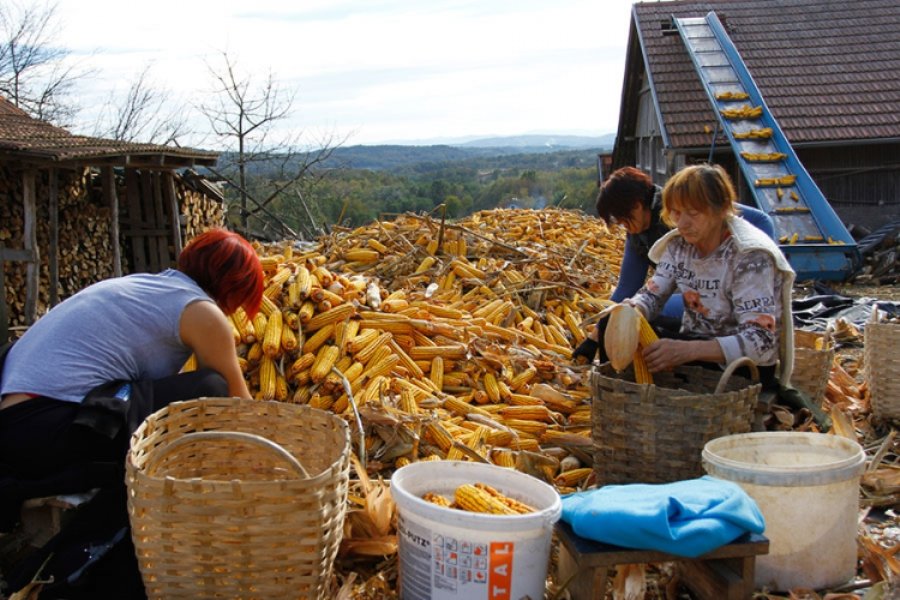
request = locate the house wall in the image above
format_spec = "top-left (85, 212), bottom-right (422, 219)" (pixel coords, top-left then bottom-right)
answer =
top-left (797, 143), bottom-right (900, 232)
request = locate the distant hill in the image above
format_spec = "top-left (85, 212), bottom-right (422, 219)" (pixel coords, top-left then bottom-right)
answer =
top-left (323, 133), bottom-right (616, 171)
top-left (458, 133), bottom-right (616, 149)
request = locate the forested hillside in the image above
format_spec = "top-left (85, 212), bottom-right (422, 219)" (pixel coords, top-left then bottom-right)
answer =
top-left (222, 140), bottom-right (611, 240)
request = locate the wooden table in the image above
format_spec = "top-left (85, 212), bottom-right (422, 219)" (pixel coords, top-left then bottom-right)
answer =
top-left (556, 520), bottom-right (769, 600)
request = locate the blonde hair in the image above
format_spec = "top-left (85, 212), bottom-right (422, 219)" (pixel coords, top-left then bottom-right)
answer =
top-left (660, 164), bottom-right (737, 227)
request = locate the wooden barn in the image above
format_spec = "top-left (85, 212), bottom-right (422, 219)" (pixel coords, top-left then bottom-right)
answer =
top-left (611, 0), bottom-right (900, 233)
top-left (0, 96), bottom-right (226, 339)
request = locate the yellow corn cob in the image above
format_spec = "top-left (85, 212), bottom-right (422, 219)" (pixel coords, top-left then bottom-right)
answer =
top-left (482, 372), bottom-right (502, 403)
top-left (508, 366), bottom-right (537, 391)
top-left (301, 322), bottom-right (335, 355)
top-left (298, 300), bottom-right (315, 324)
top-left (474, 483), bottom-right (535, 514)
top-left (399, 388), bottom-right (418, 415)
top-left (311, 344), bottom-right (340, 383)
top-left (539, 429), bottom-right (593, 447)
top-left (262, 310), bottom-right (284, 358)
top-left (425, 239), bottom-right (439, 255)
top-left (232, 307), bottom-right (256, 344)
top-left (430, 356), bottom-right (444, 391)
top-left (343, 247), bottom-right (380, 263)
top-left (366, 238), bottom-right (389, 253)
top-left (334, 319), bottom-right (357, 354)
top-left (409, 344), bottom-right (468, 360)
top-left (508, 393), bottom-right (543, 406)
top-left (454, 484), bottom-right (517, 515)
top-left (323, 355), bottom-right (354, 389)
top-left (363, 353), bottom-right (400, 380)
top-left (264, 266), bottom-right (292, 298)
top-left (567, 410), bottom-right (593, 426)
top-left (259, 255), bottom-right (282, 271)
top-left (509, 437), bottom-right (541, 452)
top-left (357, 317), bottom-right (414, 335)
top-left (498, 405), bottom-right (553, 422)
top-left (275, 372), bottom-right (288, 402)
top-left (395, 456), bottom-right (412, 468)
top-left (293, 265), bottom-right (312, 299)
top-left (304, 302), bottom-right (355, 332)
top-left (637, 312), bottom-right (658, 347)
top-left (180, 354), bottom-right (197, 373)
top-left (309, 393), bottom-right (335, 411)
top-left (246, 342), bottom-right (263, 363)
top-left (291, 386), bottom-right (311, 405)
top-left (259, 355), bottom-right (277, 400)
top-left (289, 352), bottom-right (316, 377)
top-left (425, 421), bottom-right (455, 452)
top-left (252, 312), bottom-right (268, 343)
top-left (382, 298), bottom-right (410, 313)
top-left (347, 328), bottom-right (379, 355)
top-left (443, 396), bottom-right (492, 418)
top-left (491, 449), bottom-right (517, 468)
top-left (502, 419), bottom-right (548, 437)
top-left (422, 492), bottom-right (453, 507)
top-left (634, 350), bottom-right (652, 384)
top-left (415, 256), bottom-right (436, 274)
top-left (355, 331), bottom-right (394, 364)
top-left (281, 323), bottom-right (298, 353)
top-left (554, 467), bottom-right (594, 487)
top-left (258, 294), bottom-right (279, 318)
top-left (237, 357), bottom-right (249, 374)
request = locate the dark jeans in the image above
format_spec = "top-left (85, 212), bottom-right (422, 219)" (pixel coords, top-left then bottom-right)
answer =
top-left (0, 369), bottom-right (228, 599)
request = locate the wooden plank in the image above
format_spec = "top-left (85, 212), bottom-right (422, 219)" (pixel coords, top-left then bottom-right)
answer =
top-left (1, 242), bottom-right (8, 344)
top-left (22, 169), bottom-right (39, 325)
top-left (125, 168), bottom-right (147, 273)
top-left (0, 248), bottom-right (35, 262)
top-left (140, 170), bottom-right (159, 272)
top-left (102, 166), bottom-right (122, 277)
top-left (48, 168), bottom-right (59, 307)
top-left (163, 171), bottom-right (183, 257)
top-left (151, 171), bottom-right (171, 269)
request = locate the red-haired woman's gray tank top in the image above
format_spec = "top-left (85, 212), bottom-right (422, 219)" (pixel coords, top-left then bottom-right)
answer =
top-left (0, 270), bottom-right (211, 403)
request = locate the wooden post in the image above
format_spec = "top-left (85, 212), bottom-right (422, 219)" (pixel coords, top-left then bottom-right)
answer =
top-left (103, 166), bottom-right (122, 277)
top-left (125, 168), bottom-right (147, 273)
top-left (1, 242), bottom-right (8, 344)
top-left (48, 167), bottom-right (60, 307)
top-left (22, 169), bottom-right (39, 325)
top-left (151, 171), bottom-right (170, 269)
top-left (163, 171), bottom-right (183, 257)
top-left (140, 170), bottom-right (159, 271)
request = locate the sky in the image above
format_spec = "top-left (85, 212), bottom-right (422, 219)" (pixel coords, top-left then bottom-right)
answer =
top-left (53, 0), bottom-right (637, 148)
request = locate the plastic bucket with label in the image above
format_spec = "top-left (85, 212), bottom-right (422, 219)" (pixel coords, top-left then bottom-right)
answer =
top-left (391, 461), bottom-right (562, 600)
top-left (702, 432), bottom-right (866, 591)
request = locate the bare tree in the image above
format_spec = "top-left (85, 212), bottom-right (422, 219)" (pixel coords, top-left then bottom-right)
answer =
top-left (0, 0), bottom-right (83, 125)
top-left (93, 64), bottom-right (192, 146)
top-left (198, 50), bottom-right (343, 234)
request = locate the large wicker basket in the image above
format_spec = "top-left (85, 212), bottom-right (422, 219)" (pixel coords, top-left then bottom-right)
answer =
top-left (126, 397), bottom-right (351, 599)
top-left (793, 329), bottom-right (835, 409)
top-left (864, 320), bottom-right (900, 421)
top-left (591, 358), bottom-right (759, 486)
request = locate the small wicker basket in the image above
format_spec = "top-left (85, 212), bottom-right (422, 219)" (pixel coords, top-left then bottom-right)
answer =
top-left (864, 320), bottom-right (900, 421)
top-left (126, 397), bottom-right (351, 599)
top-left (793, 329), bottom-right (835, 409)
top-left (591, 357), bottom-right (759, 486)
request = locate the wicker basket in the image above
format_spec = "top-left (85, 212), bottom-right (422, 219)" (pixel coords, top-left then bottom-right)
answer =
top-left (793, 329), bottom-right (835, 409)
top-left (591, 357), bottom-right (760, 486)
top-left (126, 397), bottom-right (351, 599)
top-left (864, 321), bottom-right (900, 421)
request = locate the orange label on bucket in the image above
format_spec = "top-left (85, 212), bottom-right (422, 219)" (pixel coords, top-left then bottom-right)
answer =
top-left (488, 541), bottom-right (514, 600)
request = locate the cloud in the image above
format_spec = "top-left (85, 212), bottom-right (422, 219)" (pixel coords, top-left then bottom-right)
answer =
top-left (55, 0), bottom-right (634, 146)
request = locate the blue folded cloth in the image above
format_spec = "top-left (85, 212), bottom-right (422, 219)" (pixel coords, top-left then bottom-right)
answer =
top-left (560, 476), bottom-right (765, 558)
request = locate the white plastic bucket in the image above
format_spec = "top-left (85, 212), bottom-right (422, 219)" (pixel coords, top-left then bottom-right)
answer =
top-left (702, 432), bottom-right (866, 591)
top-left (391, 461), bottom-right (561, 600)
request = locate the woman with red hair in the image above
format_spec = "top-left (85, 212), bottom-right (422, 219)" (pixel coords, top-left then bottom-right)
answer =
top-left (0, 228), bottom-right (263, 597)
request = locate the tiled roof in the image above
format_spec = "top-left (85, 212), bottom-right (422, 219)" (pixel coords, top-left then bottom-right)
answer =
top-left (631, 0), bottom-right (900, 149)
top-left (0, 96), bottom-right (218, 166)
